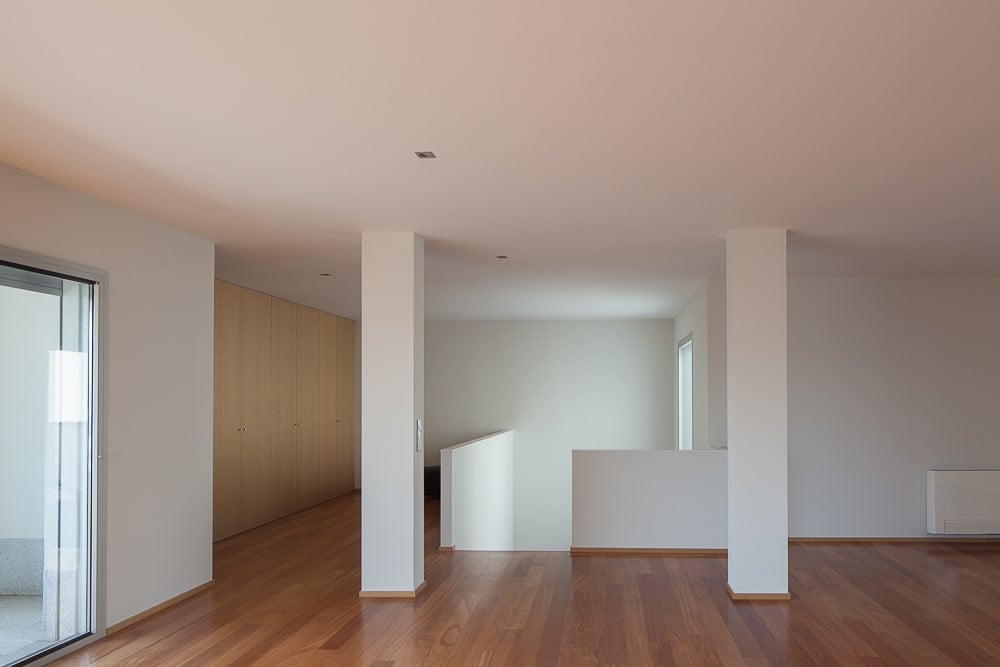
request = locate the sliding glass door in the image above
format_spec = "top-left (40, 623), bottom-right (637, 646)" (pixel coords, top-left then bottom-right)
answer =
top-left (0, 256), bottom-right (100, 666)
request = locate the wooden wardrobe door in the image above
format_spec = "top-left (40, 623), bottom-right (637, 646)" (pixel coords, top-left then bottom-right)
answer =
top-left (336, 317), bottom-right (357, 496)
top-left (215, 282), bottom-right (356, 538)
top-left (270, 297), bottom-right (298, 519)
top-left (318, 312), bottom-right (339, 502)
top-left (240, 288), bottom-right (272, 532)
top-left (213, 280), bottom-right (243, 541)
top-left (295, 306), bottom-right (321, 510)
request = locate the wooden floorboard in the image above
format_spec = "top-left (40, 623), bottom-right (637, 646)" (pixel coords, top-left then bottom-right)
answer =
top-left (53, 493), bottom-right (1000, 665)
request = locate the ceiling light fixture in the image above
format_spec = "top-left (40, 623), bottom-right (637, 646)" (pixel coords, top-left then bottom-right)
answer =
top-left (415, 151), bottom-right (436, 159)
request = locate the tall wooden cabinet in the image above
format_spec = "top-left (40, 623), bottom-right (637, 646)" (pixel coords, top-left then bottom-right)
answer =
top-left (269, 297), bottom-right (299, 520)
top-left (213, 280), bottom-right (357, 542)
top-left (336, 317), bottom-right (356, 496)
top-left (213, 280), bottom-right (243, 541)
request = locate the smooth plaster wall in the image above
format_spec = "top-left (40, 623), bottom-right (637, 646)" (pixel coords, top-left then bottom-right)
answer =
top-left (440, 431), bottom-right (515, 551)
top-left (360, 232), bottom-right (424, 592)
top-left (673, 283), bottom-right (708, 450)
top-left (572, 449), bottom-right (726, 549)
top-left (726, 229), bottom-right (788, 595)
top-left (788, 277), bottom-right (1000, 537)
top-left (426, 319), bottom-right (673, 551)
top-left (0, 162), bottom-right (214, 626)
top-left (708, 276), bottom-right (1000, 536)
top-left (706, 278), bottom-right (728, 448)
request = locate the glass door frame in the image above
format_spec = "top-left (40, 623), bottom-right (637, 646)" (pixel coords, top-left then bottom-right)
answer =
top-left (0, 244), bottom-right (107, 665)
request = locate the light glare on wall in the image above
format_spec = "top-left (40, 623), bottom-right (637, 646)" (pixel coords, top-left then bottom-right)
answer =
top-left (48, 350), bottom-right (88, 423)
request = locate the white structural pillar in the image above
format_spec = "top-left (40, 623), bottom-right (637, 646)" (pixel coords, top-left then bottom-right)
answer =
top-left (726, 229), bottom-right (789, 599)
top-left (360, 232), bottom-right (425, 596)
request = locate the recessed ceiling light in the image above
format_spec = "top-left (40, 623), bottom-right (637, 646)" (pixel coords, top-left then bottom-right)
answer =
top-left (320, 273), bottom-right (332, 277)
top-left (496, 255), bottom-right (508, 260)
top-left (415, 151), bottom-right (436, 159)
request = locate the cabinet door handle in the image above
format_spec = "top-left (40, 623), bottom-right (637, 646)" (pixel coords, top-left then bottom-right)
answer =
top-left (294, 423), bottom-right (301, 427)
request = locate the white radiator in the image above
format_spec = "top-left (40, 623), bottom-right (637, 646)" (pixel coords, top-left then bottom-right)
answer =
top-left (926, 470), bottom-right (1000, 535)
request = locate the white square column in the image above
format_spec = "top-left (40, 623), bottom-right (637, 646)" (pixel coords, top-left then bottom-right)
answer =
top-left (360, 232), bottom-right (425, 596)
top-left (726, 229), bottom-right (789, 599)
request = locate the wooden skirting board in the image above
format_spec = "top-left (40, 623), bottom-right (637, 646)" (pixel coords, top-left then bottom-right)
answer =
top-left (726, 583), bottom-right (791, 601)
top-left (439, 545), bottom-right (455, 552)
top-left (359, 580), bottom-right (427, 599)
top-left (106, 580), bottom-right (215, 635)
top-left (569, 538), bottom-right (1000, 556)
top-left (571, 547), bottom-right (727, 556)
top-left (789, 537), bottom-right (1000, 544)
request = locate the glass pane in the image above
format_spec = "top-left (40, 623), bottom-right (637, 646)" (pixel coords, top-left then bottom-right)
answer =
top-left (678, 339), bottom-right (693, 451)
top-left (0, 262), bottom-right (94, 665)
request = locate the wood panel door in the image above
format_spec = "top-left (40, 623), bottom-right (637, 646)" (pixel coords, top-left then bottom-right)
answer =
top-left (240, 288), bottom-right (272, 532)
top-left (295, 306), bottom-right (321, 510)
top-left (269, 297), bottom-right (298, 519)
top-left (213, 280), bottom-right (243, 541)
top-left (318, 312), bottom-right (339, 502)
top-left (336, 317), bottom-right (357, 496)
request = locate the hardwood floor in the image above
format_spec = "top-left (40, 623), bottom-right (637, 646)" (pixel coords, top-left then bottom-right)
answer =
top-left (54, 493), bottom-right (1000, 665)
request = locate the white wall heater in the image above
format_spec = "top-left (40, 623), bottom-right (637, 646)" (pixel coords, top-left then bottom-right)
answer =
top-left (926, 470), bottom-right (1000, 535)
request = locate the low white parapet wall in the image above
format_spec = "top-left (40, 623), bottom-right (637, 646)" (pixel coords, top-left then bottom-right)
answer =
top-left (440, 430), bottom-right (514, 551)
top-left (572, 449), bottom-right (727, 550)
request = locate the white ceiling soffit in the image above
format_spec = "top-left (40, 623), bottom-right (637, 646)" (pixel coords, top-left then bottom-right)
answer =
top-left (1, 2), bottom-right (999, 320)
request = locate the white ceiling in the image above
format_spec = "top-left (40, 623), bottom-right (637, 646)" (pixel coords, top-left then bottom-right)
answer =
top-left (2, 2), bottom-right (999, 320)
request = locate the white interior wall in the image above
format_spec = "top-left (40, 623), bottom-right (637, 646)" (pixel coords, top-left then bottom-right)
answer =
top-left (706, 275), bottom-right (1000, 536)
top-left (0, 286), bottom-right (59, 537)
top-left (673, 283), bottom-right (708, 450)
top-left (440, 431), bottom-right (515, 551)
top-left (426, 319), bottom-right (673, 551)
top-left (572, 276), bottom-right (998, 543)
top-left (706, 278), bottom-right (728, 448)
top-left (0, 162), bottom-right (214, 626)
top-left (572, 449), bottom-right (726, 549)
top-left (788, 277), bottom-right (1000, 537)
